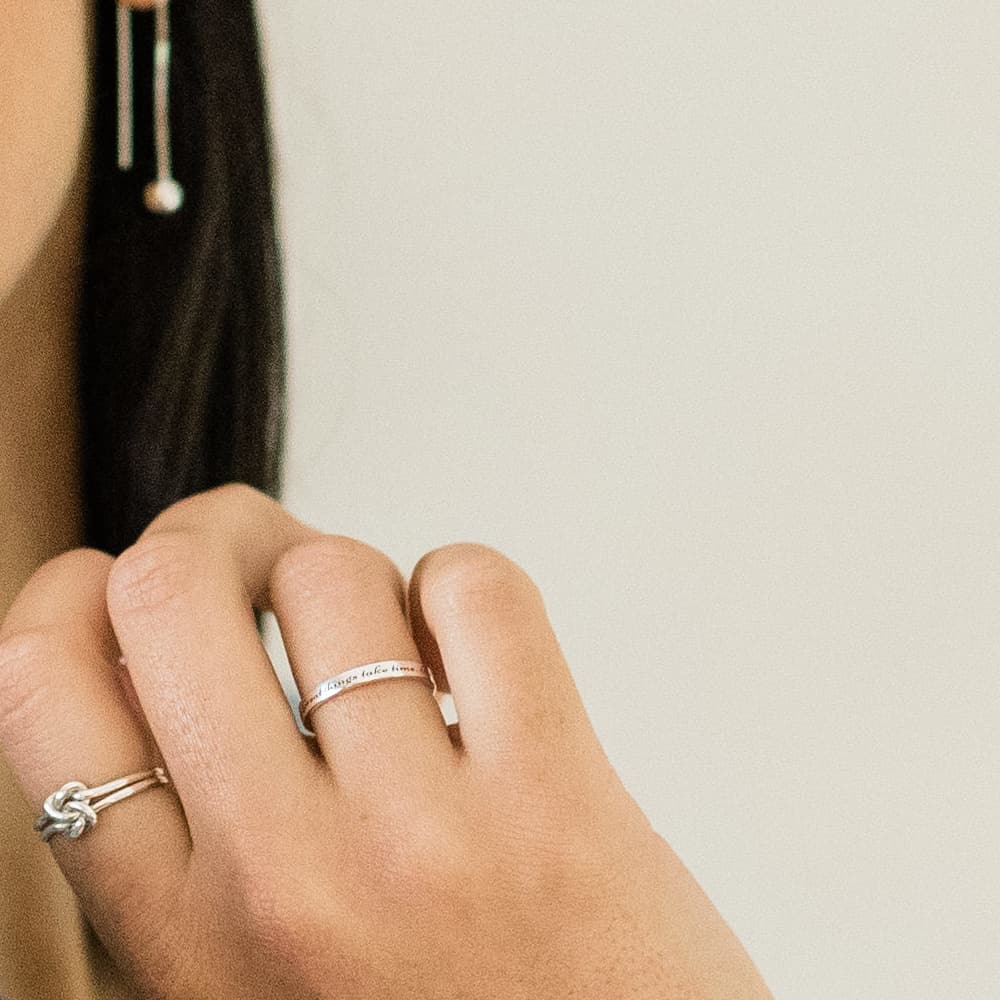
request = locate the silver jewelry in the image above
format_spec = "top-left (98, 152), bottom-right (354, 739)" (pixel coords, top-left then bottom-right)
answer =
top-left (116, 2), bottom-right (134, 170)
top-left (117, 0), bottom-right (185, 215)
top-left (34, 767), bottom-right (171, 843)
top-left (299, 660), bottom-right (435, 730)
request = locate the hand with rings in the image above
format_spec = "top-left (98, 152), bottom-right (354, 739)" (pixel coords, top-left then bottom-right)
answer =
top-left (0, 484), bottom-right (772, 1000)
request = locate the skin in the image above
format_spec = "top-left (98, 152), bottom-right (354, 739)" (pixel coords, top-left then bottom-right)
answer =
top-left (0, 2), bottom-right (96, 997)
top-left (0, 4), bottom-right (773, 1000)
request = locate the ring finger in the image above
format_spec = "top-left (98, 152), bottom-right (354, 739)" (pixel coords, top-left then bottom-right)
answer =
top-left (269, 535), bottom-right (456, 796)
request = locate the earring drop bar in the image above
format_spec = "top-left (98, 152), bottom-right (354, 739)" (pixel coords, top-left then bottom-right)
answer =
top-left (117, 0), bottom-right (184, 214)
top-left (117, 2), bottom-right (133, 170)
top-left (143, 0), bottom-right (185, 214)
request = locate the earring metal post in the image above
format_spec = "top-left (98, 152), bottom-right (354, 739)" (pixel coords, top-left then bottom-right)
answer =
top-left (117, 2), bottom-right (133, 170)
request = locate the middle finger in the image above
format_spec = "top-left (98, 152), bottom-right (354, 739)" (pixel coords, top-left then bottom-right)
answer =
top-left (105, 484), bottom-right (326, 841)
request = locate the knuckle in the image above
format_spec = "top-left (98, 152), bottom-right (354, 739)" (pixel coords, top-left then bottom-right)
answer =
top-left (1, 548), bottom-right (112, 636)
top-left (227, 855), bottom-right (330, 969)
top-left (272, 534), bottom-right (402, 601)
top-left (145, 481), bottom-right (272, 534)
top-left (20, 547), bottom-right (113, 597)
top-left (399, 817), bottom-right (459, 879)
top-left (180, 481), bottom-right (269, 517)
top-left (236, 869), bottom-right (292, 934)
top-left (418, 543), bottom-right (538, 617)
top-left (420, 824), bottom-right (480, 890)
top-left (106, 531), bottom-right (204, 615)
top-left (489, 807), bottom-right (616, 906)
top-left (95, 883), bottom-right (199, 1000)
top-left (0, 627), bottom-right (57, 733)
top-left (204, 480), bottom-right (268, 506)
top-left (134, 956), bottom-right (198, 1000)
top-left (130, 922), bottom-right (203, 1000)
top-left (359, 803), bottom-right (474, 895)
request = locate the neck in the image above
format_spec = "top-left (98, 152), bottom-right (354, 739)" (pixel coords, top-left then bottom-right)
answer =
top-left (0, 157), bottom-right (89, 621)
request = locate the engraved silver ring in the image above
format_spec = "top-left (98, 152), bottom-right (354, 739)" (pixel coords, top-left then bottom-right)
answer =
top-left (299, 659), bottom-right (435, 731)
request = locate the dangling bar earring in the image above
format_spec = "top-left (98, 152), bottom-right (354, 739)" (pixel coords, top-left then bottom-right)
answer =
top-left (143, 0), bottom-right (185, 214)
top-left (116, 2), bottom-right (133, 170)
top-left (144, 0), bottom-right (184, 215)
top-left (116, 0), bottom-right (184, 214)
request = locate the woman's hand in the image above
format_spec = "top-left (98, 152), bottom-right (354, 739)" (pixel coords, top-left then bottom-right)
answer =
top-left (0, 484), bottom-right (771, 999)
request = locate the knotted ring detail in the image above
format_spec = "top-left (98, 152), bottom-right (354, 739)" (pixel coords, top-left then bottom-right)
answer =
top-left (34, 768), bottom-right (171, 843)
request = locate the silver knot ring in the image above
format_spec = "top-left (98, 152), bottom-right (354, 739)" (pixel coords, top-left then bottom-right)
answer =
top-left (299, 659), bottom-right (435, 732)
top-left (34, 767), bottom-right (171, 843)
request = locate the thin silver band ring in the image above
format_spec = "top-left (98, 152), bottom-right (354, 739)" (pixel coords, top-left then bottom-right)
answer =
top-left (299, 659), bottom-right (435, 730)
top-left (34, 767), bottom-right (171, 843)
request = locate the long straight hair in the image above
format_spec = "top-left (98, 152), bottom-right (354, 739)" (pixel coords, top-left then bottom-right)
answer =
top-left (79, 1), bottom-right (286, 557)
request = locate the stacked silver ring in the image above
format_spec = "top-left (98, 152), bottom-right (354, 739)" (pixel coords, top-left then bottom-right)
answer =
top-left (34, 768), bottom-right (170, 843)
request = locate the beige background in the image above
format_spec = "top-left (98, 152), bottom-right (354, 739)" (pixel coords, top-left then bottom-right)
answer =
top-left (254, 4), bottom-right (999, 997)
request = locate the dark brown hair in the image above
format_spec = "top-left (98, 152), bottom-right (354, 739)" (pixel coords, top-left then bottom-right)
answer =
top-left (79, 2), bottom-right (285, 556)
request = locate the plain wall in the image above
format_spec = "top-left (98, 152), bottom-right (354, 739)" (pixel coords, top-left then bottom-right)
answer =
top-left (255, 4), bottom-right (999, 997)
